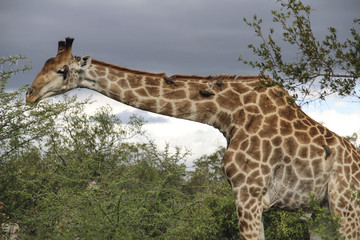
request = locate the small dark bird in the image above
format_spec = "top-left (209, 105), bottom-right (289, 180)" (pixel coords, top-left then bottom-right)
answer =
top-left (199, 89), bottom-right (215, 97)
top-left (216, 78), bottom-right (223, 91)
top-left (323, 145), bottom-right (331, 160)
top-left (164, 77), bottom-right (178, 87)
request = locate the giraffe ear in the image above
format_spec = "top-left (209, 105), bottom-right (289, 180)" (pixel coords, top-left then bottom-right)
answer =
top-left (80, 55), bottom-right (92, 68)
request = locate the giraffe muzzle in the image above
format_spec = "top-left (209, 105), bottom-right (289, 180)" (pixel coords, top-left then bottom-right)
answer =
top-left (25, 87), bottom-right (39, 104)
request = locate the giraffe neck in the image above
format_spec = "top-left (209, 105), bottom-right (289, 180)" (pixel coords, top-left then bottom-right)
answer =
top-left (79, 59), bottom-right (233, 135)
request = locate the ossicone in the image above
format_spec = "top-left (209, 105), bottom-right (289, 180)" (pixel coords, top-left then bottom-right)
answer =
top-left (56, 37), bottom-right (75, 60)
top-left (57, 40), bottom-right (66, 55)
top-left (65, 37), bottom-right (74, 49)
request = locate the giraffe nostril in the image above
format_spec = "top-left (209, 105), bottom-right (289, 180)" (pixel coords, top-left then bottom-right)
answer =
top-left (27, 88), bottom-right (34, 96)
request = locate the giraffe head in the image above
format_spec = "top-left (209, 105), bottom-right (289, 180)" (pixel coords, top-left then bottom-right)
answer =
top-left (26, 37), bottom-right (92, 103)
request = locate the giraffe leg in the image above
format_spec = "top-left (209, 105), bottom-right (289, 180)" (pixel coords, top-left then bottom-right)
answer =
top-left (222, 149), bottom-right (269, 239)
top-left (258, 219), bottom-right (265, 240)
top-left (327, 176), bottom-right (360, 239)
top-left (235, 195), bottom-right (265, 240)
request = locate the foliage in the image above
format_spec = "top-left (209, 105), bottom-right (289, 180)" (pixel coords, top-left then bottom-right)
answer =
top-left (186, 147), bottom-right (240, 240)
top-left (263, 210), bottom-right (309, 240)
top-left (303, 194), bottom-right (342, 240)
top-left (0, 55), bottom-right (78, 161)
top-left (239, 0), bottom-right (360, 104)
top-left (0, 55), bottom-right (31, 88)
top-left (345, 132), bottom-right (360, 152)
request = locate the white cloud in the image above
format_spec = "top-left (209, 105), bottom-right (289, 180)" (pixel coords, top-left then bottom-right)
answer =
top-left (78, 91), bottom-right (227, 164)
top-left (143, 117), bottom-right (226, 162)
top-left (302, 96), bottom-right (360, 144)
top-left (307, 109), bottom-right (360, 140)
top-left (334, 101), bottom-right (349, 108)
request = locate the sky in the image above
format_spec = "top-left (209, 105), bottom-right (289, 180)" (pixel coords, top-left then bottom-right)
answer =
top-left (1, 0), bottom-right (360, 163)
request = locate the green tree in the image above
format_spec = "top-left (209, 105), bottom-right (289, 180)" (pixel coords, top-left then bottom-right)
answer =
top-left (0, 55), bottom-right (81, 237)
top-left (1, 82), bottom-right (195, 239)
top-left (345, 132), bottom-right (360, 152)
top-left (186, 147), bottom-right (226, 196)
top-left (1, 56), bottom-right (32, 160)
top-left (0, 56), bottom-right (77, 161)
top-left (239, 0), bottom-right (360, 104)
top-left (185, 147), bottom-right (240, 240)
top-left (263, 210), bottom-right (308, 240)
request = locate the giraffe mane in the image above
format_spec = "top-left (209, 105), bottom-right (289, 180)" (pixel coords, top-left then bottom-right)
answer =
top-left (89, 58), bottom-right (262, 81)
top-left (170, 74), bottom-right (262, 81)
top-left (90, 59), bottom-right (167, 78)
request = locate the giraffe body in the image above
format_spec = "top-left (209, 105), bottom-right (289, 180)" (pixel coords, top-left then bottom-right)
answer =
top-left (26, 38), bottom-right (360, 239)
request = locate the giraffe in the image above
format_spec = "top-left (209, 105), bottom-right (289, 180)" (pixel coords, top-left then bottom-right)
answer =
top-left (26, 37), bottom-right (360, 239)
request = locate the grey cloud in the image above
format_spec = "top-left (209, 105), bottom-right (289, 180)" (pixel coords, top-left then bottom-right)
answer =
top-left (1, 0), bottom-right (358, 91)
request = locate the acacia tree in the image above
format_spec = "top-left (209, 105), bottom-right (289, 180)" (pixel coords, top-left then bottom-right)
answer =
top-left (239, 0), bottom-right (360, 104)
top-left (0, 56), bottom-right (77, 161)
top-left (0, 56), bottom-right (32, 160)
top-left (345, 133), bottom-right (360, 152)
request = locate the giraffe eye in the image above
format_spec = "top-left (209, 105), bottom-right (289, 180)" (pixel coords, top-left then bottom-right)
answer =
top-left (56, 65), bottom-right (69, 80)
top-left (27, 88), bottom-right (34, 96)
top-left (56, 70), bottom-right (67, 80)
